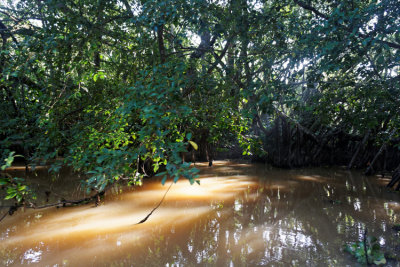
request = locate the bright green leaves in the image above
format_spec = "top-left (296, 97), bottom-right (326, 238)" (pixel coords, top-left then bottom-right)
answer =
top-left (344, 236), bottom-right (386, 266)
top-left (4, 182), bottom-right (29, 203)
top-left (64, 60), bottom-right (200, 189)
top-left (93, 70), bottom-right (106, 82)
top-left (0, 152), bottom-right (31, 203)
top-left (188, 141), bottom-right (198, 150)
top-left (1, 151), bottom-right (19, 171)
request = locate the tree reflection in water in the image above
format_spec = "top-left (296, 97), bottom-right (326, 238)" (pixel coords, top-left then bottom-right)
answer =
top-left (1, 161), bottom-right (399, 266)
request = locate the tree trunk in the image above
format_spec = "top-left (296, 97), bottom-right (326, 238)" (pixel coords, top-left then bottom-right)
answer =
top-left (348, 131), bottom-right (370, 169)
top-left (365, 130), bottom-right (396, 175)
top-left (387, 163), bottom-right (400, 189)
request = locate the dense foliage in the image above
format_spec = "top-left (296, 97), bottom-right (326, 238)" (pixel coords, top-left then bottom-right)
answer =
top-left (1, 0), bottom-right (399, 199)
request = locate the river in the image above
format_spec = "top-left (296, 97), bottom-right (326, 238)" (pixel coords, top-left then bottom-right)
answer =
top-left (1, 161), bottom-right (400, 266)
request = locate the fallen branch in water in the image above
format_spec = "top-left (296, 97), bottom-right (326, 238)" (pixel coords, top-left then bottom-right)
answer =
top-left (135, 181), bottom-right (173, 225)
top-left (0, 190), bottom-right (105, 223)
top-left (0, 204), bottom-right (19, 222)
top-left (0, 211), bottom-right (7, 222)
top-left (29, 191), bottom-right (105, 209)
top-left (1, 181), bottom-right (173, 225)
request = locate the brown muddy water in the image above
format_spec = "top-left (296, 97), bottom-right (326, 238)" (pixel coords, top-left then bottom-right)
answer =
top-left (1, 161), bottom-right (400, 266)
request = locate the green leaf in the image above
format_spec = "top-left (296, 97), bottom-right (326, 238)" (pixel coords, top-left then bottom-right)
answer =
top-left (153, 164), bottom-right (159, 172)
top-left (376, 55), bottom-right (385, 65)
top-left (155, 171), bottom-right (166, 177)
top-left (161, 175), bottom-right (167, 185)
top-left (373, 257), bottom-right (386, 265)
top-left (5, 192), bottom-right (17, 200)
top-left (189, 141), bottom-right (198, 150)
top-left (18, 185), bottom-right (27, 191)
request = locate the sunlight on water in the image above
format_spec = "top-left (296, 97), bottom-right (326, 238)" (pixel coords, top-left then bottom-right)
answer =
top-left (1, 161), bottom-right (400, 266)
top-left (295, 175), bottom-right (326, 183)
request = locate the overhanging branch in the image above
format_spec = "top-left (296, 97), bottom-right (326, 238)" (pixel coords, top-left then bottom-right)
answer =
top-left (294, 0), bottom-right (400, 50)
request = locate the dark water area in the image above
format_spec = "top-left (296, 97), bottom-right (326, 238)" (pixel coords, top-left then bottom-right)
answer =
top-left (1, 161), bottom-right (400, 266)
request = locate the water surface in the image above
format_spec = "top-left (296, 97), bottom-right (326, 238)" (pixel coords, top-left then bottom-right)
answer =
top-left (1, 161), bottom-right (400, 266)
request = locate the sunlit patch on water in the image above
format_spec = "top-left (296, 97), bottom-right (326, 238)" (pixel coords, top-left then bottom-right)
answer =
top-left (387, 201), bottom-right (400, 210)
top-left (22, 248), bottom-right (42, 264)
top-left (4, 165), bottom-right (49, 172)
top-left (0, 161), bottom-right (400, 266)
top-left (295, 175), bottom-right (326, 183)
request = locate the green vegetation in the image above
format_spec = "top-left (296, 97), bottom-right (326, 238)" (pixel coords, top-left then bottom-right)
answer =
top-left (0, 152), bottom-right (32, 204)
top-left (0, 0), bottom-right (399, 200)
top-left (344, 235), bottom-right (386, 265)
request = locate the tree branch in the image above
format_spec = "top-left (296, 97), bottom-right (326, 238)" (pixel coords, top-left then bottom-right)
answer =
top-left (0, 20), bottom-right (18, 45)
top-left (294, 0), bottom-right (400, 50)
top-left (208, 36), bottom-right (234, 74)
top-left (157, 24), bottom-right (166, 64)
top-left (294, 0), bottom-right (328, 19)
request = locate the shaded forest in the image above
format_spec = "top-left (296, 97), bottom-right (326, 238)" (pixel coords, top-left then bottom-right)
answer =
top-left (1, 0), bottom-right (400, 204)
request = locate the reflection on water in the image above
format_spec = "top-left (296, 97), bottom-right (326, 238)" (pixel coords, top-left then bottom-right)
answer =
top-left (1, 161), bottom-right (400, 266)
